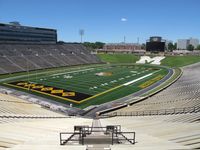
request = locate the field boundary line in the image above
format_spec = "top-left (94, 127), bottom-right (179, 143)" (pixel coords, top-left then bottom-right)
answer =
top-left (79, 84), bottom-right (124, 103)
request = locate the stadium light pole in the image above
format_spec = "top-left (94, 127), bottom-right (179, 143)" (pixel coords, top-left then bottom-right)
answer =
top-left (79, 29), bottom-right (84, 43)
top-left (124, 36), bottom-right (126, 43)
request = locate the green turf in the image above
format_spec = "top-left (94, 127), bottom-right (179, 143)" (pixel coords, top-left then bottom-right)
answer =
top-left (3, 53), bottom-right (198, 109)
top-left (1, 64), bottom-right (168, 108)
top-left (79, 68), bottom-right (168, 108)
top-left (142, 67), bottom-right (182, 97)
top-left (161, 56), bottom-right (200, 67)
top-left (97, 54), bottom-right (200, 68)
top-left (98, 54), bottom-right (139, 63)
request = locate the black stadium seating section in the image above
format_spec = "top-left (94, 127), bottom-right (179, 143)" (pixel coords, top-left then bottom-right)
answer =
top-left (0, 43), bottom-right (101, 74)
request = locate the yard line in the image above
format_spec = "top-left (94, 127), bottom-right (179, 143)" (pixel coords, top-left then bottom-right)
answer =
top-left (80, 71), bottom-right (159, 103)
top-left (123, 73), bottom-right (153, 86)
top-left (50, 68), bottom-right (95, 76)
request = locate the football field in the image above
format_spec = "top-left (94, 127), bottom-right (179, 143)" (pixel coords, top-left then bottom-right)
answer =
top-left (3, 64), bottom-right (168, 108)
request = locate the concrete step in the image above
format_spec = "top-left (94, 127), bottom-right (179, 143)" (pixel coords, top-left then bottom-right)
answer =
top-left (84, 135), bottom-right (112, 145)
top-left (86, 144), bottom-right (110, 150)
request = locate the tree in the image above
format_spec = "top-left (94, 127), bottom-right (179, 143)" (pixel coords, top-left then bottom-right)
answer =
top-left (57, 41), bottom-right (65, 44)
top-left (95, 42), bottom-right (105, 49)
top-left (141, 43), bottom-right (146, 50)
top-left (168, 43), bottom-right (174, 51)
top-left (196, 45), bottom-right (200, 50)
top-left (187, 44), bottom-right (194, 51)
top-left (174, 43), bottom-right (177, 50)
top-left (83, 42), bottom-right (105, 49)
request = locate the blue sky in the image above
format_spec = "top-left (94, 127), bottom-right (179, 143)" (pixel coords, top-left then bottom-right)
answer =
top-left (0, 0), bottom-right (200, 43)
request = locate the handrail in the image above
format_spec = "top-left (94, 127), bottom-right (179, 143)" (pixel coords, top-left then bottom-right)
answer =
top-left (0, 115), bottom-right (68, 119)
top-left (118, 132), bottom-right (136, 144)
top-left (60, 125), bottom-right (135, 145)
top-left (103, 106), bottom-right (200, 117)
top-left (60, 132), bottom-right (80, 145)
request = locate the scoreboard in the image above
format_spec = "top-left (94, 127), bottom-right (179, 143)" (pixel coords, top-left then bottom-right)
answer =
top-left (146, 42), bottom-right (165, 52)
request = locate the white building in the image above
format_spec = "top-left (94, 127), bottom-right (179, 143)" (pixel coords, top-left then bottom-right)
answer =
top-left (189, 38), bottom-right (199, 48)
top-left (177, 39), bottom-right (189, 49)
top-left (177, 38), bottom-right (199, 49)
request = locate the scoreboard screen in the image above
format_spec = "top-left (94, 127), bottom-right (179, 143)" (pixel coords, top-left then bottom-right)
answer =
top-left (146, 42), bottom-right (165, 52)
top-left (150, 37), bottom-right (162, 42)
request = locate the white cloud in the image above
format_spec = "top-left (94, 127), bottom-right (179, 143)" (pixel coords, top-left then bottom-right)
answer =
top-left (121, 18), bottom-right (127, 22)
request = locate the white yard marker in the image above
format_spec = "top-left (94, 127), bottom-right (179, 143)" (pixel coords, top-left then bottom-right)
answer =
top-left (130, 71), bottom-right (137, 73)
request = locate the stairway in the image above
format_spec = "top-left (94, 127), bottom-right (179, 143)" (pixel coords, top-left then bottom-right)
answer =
top-left (86, 119), bottom-right (111, 150)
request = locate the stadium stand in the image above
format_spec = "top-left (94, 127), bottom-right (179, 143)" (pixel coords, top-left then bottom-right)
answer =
top-left (0, 43), bottom-right (101, 74)
top-left (0, 118), bottom-right (92, 150)
top-left (110, 62), bottom-right (200, 115)
top-left (1, 63), bottom-right (200, 149)
top-left (0, 93), bottom-right (92, 150)
top-left (0, 93), bottom-right (66, 118)
top-left (95, 62), bottom-right (200, 149)
top-left (100, 113), bottom-right (200, 149)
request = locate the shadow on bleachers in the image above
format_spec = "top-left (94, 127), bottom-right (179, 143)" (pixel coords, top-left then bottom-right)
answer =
top-left (0, 43), bottom-right (101, 74)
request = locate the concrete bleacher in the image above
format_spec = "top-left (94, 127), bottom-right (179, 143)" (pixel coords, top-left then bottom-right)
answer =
top-left (0, 93), bottom-right (66, 118)
top-left (0, 43), bottom-right (101, 74)
top-left (1, 91), bottom-right (200, 149)
top-left (1, 56), bottom-right (200, 149)
top-left (0, 118), bottom-right (92, 150)
top-left (100, 113), bottom-right (200, 149)
top-left (0, 93), bottom-right (92, 150)
top-left (96, 63), bottom-right (200, 149)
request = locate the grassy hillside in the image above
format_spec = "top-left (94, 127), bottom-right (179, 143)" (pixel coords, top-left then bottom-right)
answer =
top-left (98, 54), bottom-right (200, 67)
top-left (161, 56), bottom-right (200, 67)
top-left (98, 54), bottom-right (139, 63)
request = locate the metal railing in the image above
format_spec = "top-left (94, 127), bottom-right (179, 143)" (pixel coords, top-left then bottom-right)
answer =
top-left (60, 132), bottom-right (80, 145)
top-left (102, 106), bottom-right (200, 117)
top-left (60, 125), bottom-right (135, 145)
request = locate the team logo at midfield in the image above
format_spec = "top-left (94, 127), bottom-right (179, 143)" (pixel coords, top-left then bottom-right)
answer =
top-left (95, 72), bottom-right (113, 76)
